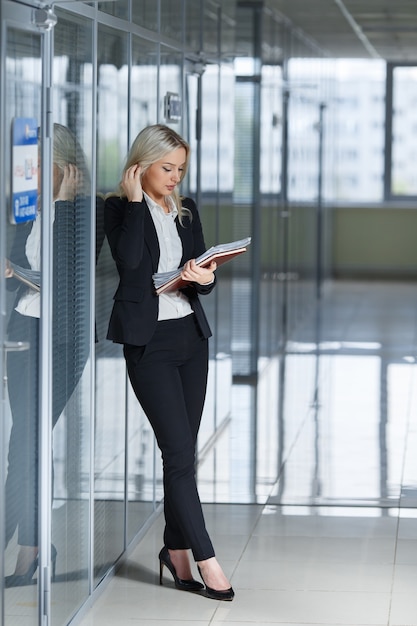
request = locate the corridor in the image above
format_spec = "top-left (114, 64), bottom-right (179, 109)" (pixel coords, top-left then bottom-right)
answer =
top-left (76, 279), bottom-right (417, 626)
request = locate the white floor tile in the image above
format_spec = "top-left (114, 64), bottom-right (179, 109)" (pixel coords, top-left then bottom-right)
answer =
top-left (390, 592), bottom-right (417, 625)
top-left (76, 282), bottom-right (417, 626)
top-left (212, 589), bottom-right (390, 624)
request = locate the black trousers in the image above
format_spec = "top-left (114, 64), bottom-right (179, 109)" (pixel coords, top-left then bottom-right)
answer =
top-left (124, 314), bottom-right (215, 562)
top-left (6, 312), bottom-right (85, 547)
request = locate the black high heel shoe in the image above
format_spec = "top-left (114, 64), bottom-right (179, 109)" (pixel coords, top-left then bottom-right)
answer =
top-left (158, 546), bottom-right (204, 592)
top-left (5, 544), bottom-right (57, 588)
top-left (197, 565), bottom-right (235, 601)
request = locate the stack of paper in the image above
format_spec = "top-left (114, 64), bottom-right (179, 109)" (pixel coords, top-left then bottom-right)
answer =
top-left (9, 261), bottom-right (41, 292)
top-left (153, 236), bottom-right (251, 295)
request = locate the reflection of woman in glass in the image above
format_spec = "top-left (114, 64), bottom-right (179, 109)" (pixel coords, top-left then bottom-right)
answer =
top-left (4, 123), bottom-right (93, 587)
top-left (105, 124), bottom-right (234, 601)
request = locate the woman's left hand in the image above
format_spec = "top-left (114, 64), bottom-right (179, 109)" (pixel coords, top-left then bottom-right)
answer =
top-left (181, 259), bottom-right (217, 285)
top-left (4, 259), bottom-right (13, 278)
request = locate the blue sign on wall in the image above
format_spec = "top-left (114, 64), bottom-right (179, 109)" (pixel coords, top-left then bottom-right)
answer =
top-left (11, 117), bottom-right (38, 224)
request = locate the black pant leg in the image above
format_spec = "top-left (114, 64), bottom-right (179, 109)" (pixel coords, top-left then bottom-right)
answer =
top-left (124, 315), bottom-right (215, 562)
top-left (5, 315), bottom-right (39, 547)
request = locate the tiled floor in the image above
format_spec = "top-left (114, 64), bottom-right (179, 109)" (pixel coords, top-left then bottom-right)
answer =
top-left (77, 281), bottom-right (417, 626)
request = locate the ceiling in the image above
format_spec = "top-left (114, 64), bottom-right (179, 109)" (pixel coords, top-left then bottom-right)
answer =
top-left (267, 0), bottom-right (417, 61)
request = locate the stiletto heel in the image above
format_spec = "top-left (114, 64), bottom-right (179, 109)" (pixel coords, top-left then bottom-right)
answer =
top-left (197, 565), bottom-right (235, 601)
top-left (158, 546), bottom-right (204, 592)
top-left (5, 545), bottom-right (58, 588)
top-left (51, 544), bottom-right (57, 582)
top-left (5, 555), bottom-right (38, 588)
top-left (159, 559), bottom-right (164, 586)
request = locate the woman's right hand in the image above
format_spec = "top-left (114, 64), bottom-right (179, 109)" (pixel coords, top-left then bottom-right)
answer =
top-left (55, 164), bottom-right (81, 202)
top-left (121, 164), bottom-right (143, 202)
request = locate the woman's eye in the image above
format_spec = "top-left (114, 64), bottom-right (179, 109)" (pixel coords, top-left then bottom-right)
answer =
top-left (163, 167), bottom-right (171, 172)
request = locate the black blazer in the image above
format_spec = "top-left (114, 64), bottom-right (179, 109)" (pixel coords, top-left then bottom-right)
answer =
top-left (104, 195), bottom-right (215, 347)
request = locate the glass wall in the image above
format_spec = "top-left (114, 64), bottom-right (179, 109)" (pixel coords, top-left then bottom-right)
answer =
top-left (330, 59), bottom-right (385, 202)
top-left (51, 11), bottom-right (94, 623)
top-left (94, 23), bottom-right (128, 585)
top-left (1, 0), bottom-right (334, 623)
top-left (389, 64), bottom-right (417, 198)
top-left (259, 11), bottom-right (285, 360)
top-left (1, 4), bottom-right (43, 623)
top-left (126, 34), bottom-right (159, 545)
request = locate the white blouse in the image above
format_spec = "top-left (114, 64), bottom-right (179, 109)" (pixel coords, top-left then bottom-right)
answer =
top-left (144, 192), bottom-right (193, 321)
top-left (15, 210), bottom-right (42, 318)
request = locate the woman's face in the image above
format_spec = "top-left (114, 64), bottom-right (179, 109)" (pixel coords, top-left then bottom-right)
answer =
top-left (141, 147), bottom-right (186, 204)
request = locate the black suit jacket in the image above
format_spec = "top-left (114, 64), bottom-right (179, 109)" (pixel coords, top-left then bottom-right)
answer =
top-left (104, 195), bottom-right (215, 347)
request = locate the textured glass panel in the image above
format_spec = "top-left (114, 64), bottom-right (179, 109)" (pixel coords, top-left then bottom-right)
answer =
top-left (234, 82), bottom-right (254, 204)
top-left (182, 62), bottom-right (235, 474)
top-left (95, 24), bottom-right (129, 585)
top-left (392, 66), bottom-right (417, 196)
top-left (186, 0), bottom-right (235, 56)
top-left (183, 71), bottom-right (198, 193)
top-left (126, 388), bottom-right (156, 544)
top-left (287, 58), bottom-right (321, 203)
top-left (185, 0), bottom-right (202, 52)
top-left (324, 59), bottom-right (385, 202)
top-left (160, 0), bottom-right (183, 42)
top-left (220, 0), bottom-right (236, 56)
top-left (261, 64), bottom-right (282, 196)
top-left (51, 11), bottom-right (93, 623)
top-left (131, 36), bottom-right (158, 133)
top-left (232, 81), bottom-right (255, 376)
top-left (259, 63), bottom-right (284, 358)
top-left (127, 35), bottom-right (158, 544)
top-left (97, 0), bottom-right (128, 19)
top-left (262, 9), bottom-right (284, 65)
top-left (3, 25), bottom-right (42, 625)
top-left (132, 0), bottom-right (158, 30)
top-left (234, 4), bottom-right (256, 75)
top-left (159, 46), bottom-right (182, 125)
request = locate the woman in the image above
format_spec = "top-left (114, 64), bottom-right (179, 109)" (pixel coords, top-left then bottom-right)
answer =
top-left (105, 124), bottom-right (234, 601)
top-left (5, 123), bottom-right (93, 586)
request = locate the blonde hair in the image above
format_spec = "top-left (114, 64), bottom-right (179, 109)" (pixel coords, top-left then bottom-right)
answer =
top-left (53, 123), bottom-right (91, 196)
top-left (121, 124), bottom-right (191, 221)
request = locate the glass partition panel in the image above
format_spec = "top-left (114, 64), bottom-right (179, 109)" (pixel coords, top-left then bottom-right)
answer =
top-left (132, 0), bottom-right (158, 31)
top-left (260, 63), bottom-right (284, 358)
top-left (95, 24), bottom-right (129, 584)
top-left (97, 1), bottom-right (128, 19)
top-left (50, 11), bottom-right (94, 624)
top-left (126, 389), bottom-right (156, 544)
top-left (131, 36), bottom-right (158, 134)
top-left (197, 62), bottom-right (236, 498)
top-left (159, 46), bottom-right (182, 126)
top-left (391, 65), bottom-right (417, 196)
top-left (3, 23), bottom-right (42, 626)
top-left (185, 0), bottom-right (202, 52)
top-left (202, 0), bottom-right (222, 58)
top-left (232, 79), bottom-right (256, 376)
top-left (160, 0), bottom-right (183, 42)
top-left (127, 35), bottom-right (159, 545)
top-left (329, 59), bottom-right (385, 202)
top-left (198, 64), bottom-right (220, 448)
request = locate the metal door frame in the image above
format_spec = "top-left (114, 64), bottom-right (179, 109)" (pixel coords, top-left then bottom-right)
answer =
top-left (0, 2), bottom-right (54, 624)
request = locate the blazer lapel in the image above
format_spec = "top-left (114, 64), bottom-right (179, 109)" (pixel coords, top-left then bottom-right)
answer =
top-left (176, 216), bottom-right (192, 266)
top-left (143, 204), bottom-right (160, 272)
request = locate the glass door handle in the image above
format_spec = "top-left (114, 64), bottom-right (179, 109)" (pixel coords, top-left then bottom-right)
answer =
top-left (3, 341), bottom-right (30, 387)
top-left (4, 340), bottom-right (30, 352)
